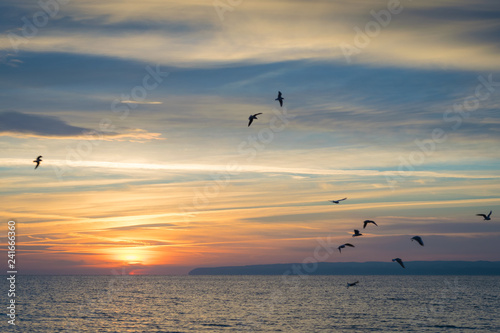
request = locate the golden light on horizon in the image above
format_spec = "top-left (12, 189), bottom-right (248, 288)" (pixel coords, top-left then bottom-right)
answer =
top-left (111, 248), bottom-right (151, 265)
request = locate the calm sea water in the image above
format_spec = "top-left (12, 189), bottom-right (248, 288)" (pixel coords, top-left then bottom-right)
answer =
top-left (1, 275), bottom-right (499, 332)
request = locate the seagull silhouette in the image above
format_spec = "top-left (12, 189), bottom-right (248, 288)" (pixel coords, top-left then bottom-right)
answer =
top-left (346, 281), bottom-right (359, 288)
top-left (33, 155), bottom-right (42, 169)
top-left (329, 198), bottom-right (347, 204)
top-left (338, 243), bottom-right (355, 253)
top-left (275, 91), bottom-right (284, 107)
top-left (476, 211), bottom-right (492, 221)
top-left (352, 229), bottom-right (362, 237)
top-left (248, 113), bottom-right (262, 127)
top-left (363, 220), bottom-right (378, 229)
top-left (392, 258), bottom-right (405, 268)
top-left (411, 236), bottom-right (424, 246)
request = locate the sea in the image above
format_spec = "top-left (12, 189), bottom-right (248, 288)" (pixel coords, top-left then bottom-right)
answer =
top-left (1, 275), bottom-right (499, 332)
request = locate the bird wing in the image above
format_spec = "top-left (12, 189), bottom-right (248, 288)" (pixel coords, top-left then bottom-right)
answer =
top-left (363, 221), bottom-right (368, 229)
top-left (248, 118), bottom-right (253, 127)
top-left (34, 161), bottom-right (40, 169)
top-left (344, 243), bottom-right (354, 247)
top-left (412, 236), bottom-right (424, 246)
top-left (399, 260), bottom-right (405, 268)
top-left (277, 91), bottom-right (282, 98)
top-left (340, 198), bottom-right (347, 201)
top-left (254, 113), bottom-right (262, 116)
top-left (488, 211), bottom-right (492, 218)
top-left (477, 214), bottom-right (486, 218)
top-left (279, 99), bottom-right (283, 107)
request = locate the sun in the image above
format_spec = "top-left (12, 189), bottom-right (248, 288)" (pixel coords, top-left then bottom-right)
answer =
top-left (123, 254), bottom-right (142, 265)
top-left (111, 248), bottom-right (148, 265)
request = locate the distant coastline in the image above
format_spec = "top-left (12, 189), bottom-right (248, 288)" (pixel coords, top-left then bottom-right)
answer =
top-left (189, 261), bottom-right (500, 275)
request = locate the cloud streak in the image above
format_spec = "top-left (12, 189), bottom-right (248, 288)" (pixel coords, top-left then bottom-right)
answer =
top-left (0, 110), bottom-right (164, 141)
top-left (0, 110), bottom-right (92, 137)
top-left (2, 0), bottom-right (499, 70)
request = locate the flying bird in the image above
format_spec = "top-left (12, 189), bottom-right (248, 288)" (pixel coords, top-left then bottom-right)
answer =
top-left (363, 220), bottom-right (378, 229)
top-left (329, 198), bottom-right (347, 204)
top-left (248, 113), bottom-right (262, 127)
top-left (411, 236), bottom-right (424, 246)
top-left (338, 243), bottom-right (355, 253)
top-left (275, 91), bottom-right (284, 107)
top-left (33, 155), bottom-right (42, 169)
top-left (476, 211), bottom-right (492, 221)
top-left (352, 229), bottom-right (362, 237)
top-left (346, 281), bottom-right (359, 288)
top-left (392, 258), bottom-right (405, 268)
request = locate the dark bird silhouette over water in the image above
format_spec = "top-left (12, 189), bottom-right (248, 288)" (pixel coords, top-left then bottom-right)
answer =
top-left (338, 243), bottom-right (355, 253)
top-left (347, 281), bottom-right (359, 288)
top-left (411, 236), bottom-right (424, 246)
top-left (363, 220), bottom-right (377, 228)
top-left (275, 91), bottom-right (284, 107)
top-left (33, 155), bottom-right (42, 169)
top-left (329, 198), bottom-right (347, 204)
top-left (352, 229), bottom-right (362, 237)
top-left (392, 258), bottom-right (405, 268)
top-left (477, 211), bottom-right (492, 221)
top-left (248, 113), bottom-right (262, 127)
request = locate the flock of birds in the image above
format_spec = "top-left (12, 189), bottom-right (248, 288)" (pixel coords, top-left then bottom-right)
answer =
top-left (30, 90), bottom-right (494, 287)
top-left (248, 91), bottom-right (284, 127)
top-left (328, 197), bottom-right (493, 288)
top-left (33, 91), bottom-right (285, 169)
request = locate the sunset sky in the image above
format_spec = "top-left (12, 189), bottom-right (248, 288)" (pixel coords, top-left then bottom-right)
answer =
top-left (1, 0), bottom-right (499, 275)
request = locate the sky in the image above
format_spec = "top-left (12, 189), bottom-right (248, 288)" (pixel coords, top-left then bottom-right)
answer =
top-left (0, 0), bottom-right (499, 275)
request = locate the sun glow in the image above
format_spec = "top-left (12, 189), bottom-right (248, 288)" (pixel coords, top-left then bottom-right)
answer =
top-left (123, 255), bottom-right (142, 264)
top-left (111, 248), bottom-right (150, 265)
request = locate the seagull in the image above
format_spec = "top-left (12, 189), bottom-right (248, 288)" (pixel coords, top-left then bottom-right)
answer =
top-left (352, 229), bottom-right (362, 237)
top-left (33, 155), bottom-right (42, 169)
top-left (363, 220), bottom-right (378, 229)
top-left (248, 113), bottom-right (262, 127)
top-left (275, 91), bottom-right (284, 107)
top-left (476, 211), bottom-right (492, 221)
top-left (338, 243), bottom-right (355, 253)
top-left (329, 198), bottom-right (347, 204)
top-left (392, 258), bottom-right (405, 268)
top-left (411, 236), bottom-right (424, 246)
top-left (346, 281), bottom-right (359, 288)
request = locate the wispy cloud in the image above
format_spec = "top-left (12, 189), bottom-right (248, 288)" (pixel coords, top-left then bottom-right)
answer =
top-left (2, 0), bottom-right (499, 70)
top-left (120, 100), bottom-right (163, 104)
top-left (0, 110), bottom-right (92, 137)
top-left (0, 110), bottom-right (164, 141)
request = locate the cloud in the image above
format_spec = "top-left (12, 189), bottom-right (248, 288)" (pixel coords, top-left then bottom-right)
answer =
top-left (0, 110), bottom-right (92, 137)
top-left (1, 0), bottom-right (499, 70)
top-left (106, 223), bottom-right (186, 231)
top-left (0, 110), bottom-right (164, 141)
top-left (120, 100), bottom-right (163, 104)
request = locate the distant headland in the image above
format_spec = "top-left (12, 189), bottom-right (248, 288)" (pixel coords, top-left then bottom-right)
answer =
top-left (189, 261), bottom-right (500, 275)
